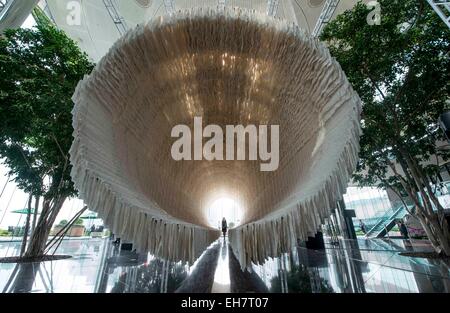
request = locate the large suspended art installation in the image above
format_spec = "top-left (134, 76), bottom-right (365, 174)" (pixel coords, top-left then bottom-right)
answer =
top-left (70, 8), bottom-right (362, 269)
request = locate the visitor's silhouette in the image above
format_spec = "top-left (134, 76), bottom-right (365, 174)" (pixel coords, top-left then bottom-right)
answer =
top-left (221, 217), bottom-right (228, 239)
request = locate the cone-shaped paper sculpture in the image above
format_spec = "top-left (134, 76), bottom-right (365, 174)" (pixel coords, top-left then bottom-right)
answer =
top-left (70, 8), bottom-right (361, 269)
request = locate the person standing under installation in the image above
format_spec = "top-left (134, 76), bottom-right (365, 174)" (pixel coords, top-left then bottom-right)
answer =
top-left (221, 217), bottom-right (228, 239)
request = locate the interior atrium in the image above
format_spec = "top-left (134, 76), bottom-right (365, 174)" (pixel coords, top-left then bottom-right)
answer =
top-left (0, 0), bottom-right (449, 301)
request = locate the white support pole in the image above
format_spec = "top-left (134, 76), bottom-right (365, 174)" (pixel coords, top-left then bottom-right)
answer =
top-left (427, 0), bottom-right (450, 28)
top-left (312, 0), bottom-right (340, 38)
top-left (41, 0), bottom-right (56, 24)
top-left (103, 0), bottom-right (128, 36)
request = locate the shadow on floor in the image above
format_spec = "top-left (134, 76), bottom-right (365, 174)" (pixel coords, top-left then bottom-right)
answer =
top-left (175, 242), bottom-right (220, 293)
top-left (228, 246), bottom-right (269, 293)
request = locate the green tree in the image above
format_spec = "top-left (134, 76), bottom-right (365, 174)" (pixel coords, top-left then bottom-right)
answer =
top-left (321, 0), bottom-right (450, 255)
top-left (57, 220), bottom-right (69, 227)
top-left (0, 9), bottom-right (94, 258)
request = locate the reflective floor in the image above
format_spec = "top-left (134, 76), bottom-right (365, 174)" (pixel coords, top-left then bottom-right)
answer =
top-left (253, 238), bottom-right (450, 293)
top-left (0, 237), bottom-right (449, 293)
top-left (211, 238), bottom-right (231, 293)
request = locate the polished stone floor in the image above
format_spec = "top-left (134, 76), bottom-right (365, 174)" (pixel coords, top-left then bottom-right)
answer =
top-left (211, 239), bottom-right (231, 293)
top-left (253, 238), bottom-right (450, 293)
top-left (0, 237), bottom-right (448, 293)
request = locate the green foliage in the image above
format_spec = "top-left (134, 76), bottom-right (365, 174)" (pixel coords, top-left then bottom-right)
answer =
top-left (74, 218), bottom-right (84, 226)
top-left (320, 0), bottom-right (450, 190)
top-left (0, 11), bottom-right (94, 199)
top-left (57, 219), bottom-right (68, 227)
top-left (0, 229), bottom-right (11, 237)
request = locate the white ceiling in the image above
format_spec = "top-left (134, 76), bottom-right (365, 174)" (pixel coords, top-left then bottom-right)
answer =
top-left (39, 0), bottom-right (364, 62)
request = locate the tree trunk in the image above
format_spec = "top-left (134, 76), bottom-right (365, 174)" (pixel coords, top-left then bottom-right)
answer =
top-left (31, 195), bottom-right (40, 235)
top-left (20, 194), bottom-right (33, 257)
top-left (24, 196), bottom-right (66, 258)
top-left (395, 149), bottom-right (450, 256)
top-left (414, 210), bottom-right (450, 255)
top-left (426, 214), bottom-right (450, 255)
top-left (7, 196), bottom-right (67, 293)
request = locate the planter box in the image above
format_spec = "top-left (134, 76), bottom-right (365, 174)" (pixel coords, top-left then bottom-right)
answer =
top-left (51, 225), bottom-right (85, 237)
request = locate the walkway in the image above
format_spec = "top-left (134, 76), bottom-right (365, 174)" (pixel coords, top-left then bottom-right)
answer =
top-left (211, 238), bottom-right (230, 293)
top-left (176, 237), bottom-right (268, 293)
